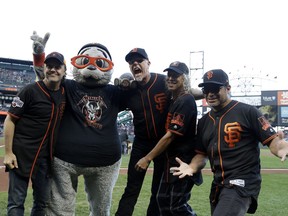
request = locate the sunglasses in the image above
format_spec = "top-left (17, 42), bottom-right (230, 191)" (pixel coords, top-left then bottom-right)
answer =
top-left (45, 64), bottom-right (63, 70)
top-left (71, 55), bottom-right (114, 71)
top-left (202, 85), bottom-right (225, 94)
top-left (167, 71), bottom-right (181, 79)
top-left (128, 58), bottom-right (145, 65)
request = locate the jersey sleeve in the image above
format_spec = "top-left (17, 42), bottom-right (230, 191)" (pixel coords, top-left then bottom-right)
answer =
top-left (167, 95), bottom-right (197, 136)
top-left (8, 85), bottom-right (32, 118)
top-left (249, 105), bottom-right (277, 146)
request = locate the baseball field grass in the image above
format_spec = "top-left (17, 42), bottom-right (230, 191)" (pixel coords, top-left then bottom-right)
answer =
top-left (0, 138), bottom-right (288, 215)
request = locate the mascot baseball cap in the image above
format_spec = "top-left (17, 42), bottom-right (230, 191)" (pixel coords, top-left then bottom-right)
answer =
top-left (44, 52), bottom-right (66, 65)
top-left (163, 61), bottom-right (189, 75)
top-left (125, 48), bottom-right (149, 62)
top-left (77, 43), bottom-right (112, 60)
top-left (198, 69), bottom-right (229, 87)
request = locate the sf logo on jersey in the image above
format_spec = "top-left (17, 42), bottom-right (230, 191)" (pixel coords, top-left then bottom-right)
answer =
top-left (224, 122), bottom-right (243, 148)
top-left (78, 95), bottom-right (107, 128)
top-left (154, 93), bottom-right (167, 113)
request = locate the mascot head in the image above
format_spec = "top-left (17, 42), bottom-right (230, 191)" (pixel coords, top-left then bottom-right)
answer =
top-left (71, 43), bottom-right (113, 87)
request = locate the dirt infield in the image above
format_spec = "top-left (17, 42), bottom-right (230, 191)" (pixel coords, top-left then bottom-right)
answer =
top-left (1, 165), bottom-right (288, 192)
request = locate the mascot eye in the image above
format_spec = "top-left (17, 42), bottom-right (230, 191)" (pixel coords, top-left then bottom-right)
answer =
top-left (95, 59), bottom-right (106, 68)
top-left (83, 57), bottom-right (90, 65)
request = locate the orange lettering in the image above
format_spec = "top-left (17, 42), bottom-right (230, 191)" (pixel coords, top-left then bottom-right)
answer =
top-left (224, 122), bottom-right (243, 148)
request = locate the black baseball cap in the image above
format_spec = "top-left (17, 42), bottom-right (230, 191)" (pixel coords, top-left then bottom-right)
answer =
top-left (163, 61), bottom-right (189, 75)
top-left (198, 69), bottom-right (229, 87)
top-left (125, 48), bottom-right (149, 62)
top-left (44, 52), bottom-right (66, 65)
top-left (77, 43), bottom-right (112, 60)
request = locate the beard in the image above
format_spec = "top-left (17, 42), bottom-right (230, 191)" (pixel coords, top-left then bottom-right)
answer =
top-left (134, 74), bottom-right (144, 82)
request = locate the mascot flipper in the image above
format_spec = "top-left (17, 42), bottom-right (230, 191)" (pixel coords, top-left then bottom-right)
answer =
top-left (30, 31), bottom-right (50, 81)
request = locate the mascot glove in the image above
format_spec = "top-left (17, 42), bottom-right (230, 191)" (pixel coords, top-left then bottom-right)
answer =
top-left (31, 31), bottom-right (50, 54)
top-left (114, 79), bottom-right (137, 89)
top-left (114, 73), bottom-right (137, 89)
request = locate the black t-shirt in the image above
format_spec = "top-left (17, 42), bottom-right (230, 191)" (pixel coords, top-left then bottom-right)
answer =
top-left (54, 79), bottom-right (125, 166)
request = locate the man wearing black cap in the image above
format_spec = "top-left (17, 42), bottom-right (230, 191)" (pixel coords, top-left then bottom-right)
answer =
top-left (116, 48), bottom-right (169, 216)
top-left (170, 69), bottom-right (288, 216)
top-left (3, 52), bottom-right (66, 215)
top-left (134, 61), bottom-right (201, 215)
top-left (116, 48), bottom-right (203, 216)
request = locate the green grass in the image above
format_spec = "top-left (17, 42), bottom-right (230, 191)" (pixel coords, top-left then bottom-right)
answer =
top-left (0, 138), bottom-right (287, 168)
top-left (0, 172), bottom-right (287, 215)
top-left (1, 140), bottom-right (288, 215)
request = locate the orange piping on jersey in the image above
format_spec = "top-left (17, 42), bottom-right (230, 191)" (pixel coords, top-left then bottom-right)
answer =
top-left (50, 108), bottom-right (59, 160)
top-left (29, 83), bottom-right (53, 179)
top-left (140, 91), bottom-right (150, 139)
top-left (29, 105), bottom-right (54, 179)
top-left (218, 101), bottom-right (239, 184)
top-left (211, 185), bottom-right (219, 204)
top-left (208, 112), bottom-right (216, 125)
top-left (211, 144), bottom-right (215, 172)
top-left (263, 133), bottom-right (278, 145)
top-left (208, 113), bottom-right (216, 171)
top-left (49, 86), bottom-right (65, 160)
top-left (7, 112), bottom-right (20, 120)
top-left (36, 82), bottom-right (50, 98)
top-left (147, 74), bottom-right (159, 138)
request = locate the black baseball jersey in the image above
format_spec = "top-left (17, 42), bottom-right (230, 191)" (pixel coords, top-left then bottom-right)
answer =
top-left (54, 79), bottom-right (125, 166)
top-left (196, 100), bottom-right (277, 212)
top-left (8, 81), bottom-right (66, 178)
top-left (123, 73), bottom-right (170, 145)
top-left (166, 94), bottom-right (197, 157)
top-left (164, 93), bottom-right (202, 184)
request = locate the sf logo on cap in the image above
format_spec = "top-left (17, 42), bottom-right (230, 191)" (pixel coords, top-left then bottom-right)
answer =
top-left (206, 71), bottom-right (213, 80)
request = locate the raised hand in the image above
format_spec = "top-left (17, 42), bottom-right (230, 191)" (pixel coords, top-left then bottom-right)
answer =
top-left (31, 31), bottom-right (50, 54)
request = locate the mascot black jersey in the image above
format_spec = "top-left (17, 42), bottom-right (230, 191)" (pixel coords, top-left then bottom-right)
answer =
top-left (54, 79), bottom-right (125, 166)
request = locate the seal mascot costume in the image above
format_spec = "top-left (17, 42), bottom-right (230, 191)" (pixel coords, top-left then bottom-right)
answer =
top-left (31, 31), bottom-right (125, 216)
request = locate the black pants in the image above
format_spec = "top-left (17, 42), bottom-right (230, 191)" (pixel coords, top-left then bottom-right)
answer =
top-left (157, 175), bottom-right (197, 216)
top-left (7, 158), bottom-right (51, 216)
top-left (116, 143), bottom-right (164, 216)
top-left (210, 185), bottom-right (251, 216)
